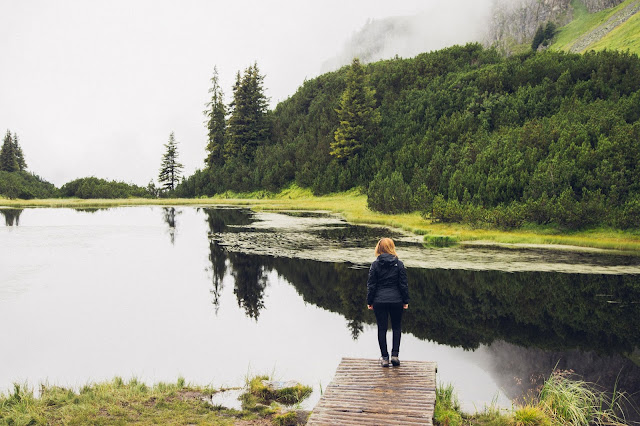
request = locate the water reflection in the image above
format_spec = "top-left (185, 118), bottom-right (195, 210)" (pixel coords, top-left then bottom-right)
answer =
top-left (205, 208), bottom-right (267, 319)
top-left (162, 207), bottom-right (181, 245)
top-left (0, 209), bottom-right (22, 226)
top-left (200, 207), bottom-right (640, 413)
top-left (73, 208), bottom-right (111, 214)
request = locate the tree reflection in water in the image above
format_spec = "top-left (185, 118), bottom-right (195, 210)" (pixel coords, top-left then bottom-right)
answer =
top-left (0, 209), bottom-right (23, 226)
top-left (200, 207), bottom-right (640, 413)
top-left (162, 207), bottom-right (181, 245)
top-left (204, 208), bottom-right (267, 318)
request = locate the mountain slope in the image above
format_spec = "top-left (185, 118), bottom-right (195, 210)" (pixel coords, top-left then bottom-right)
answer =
top-left (551, 0), bottom-right (640, 54)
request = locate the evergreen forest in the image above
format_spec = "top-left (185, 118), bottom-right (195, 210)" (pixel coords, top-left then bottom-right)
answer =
top-left (180, 44), bottom-right (640, 230)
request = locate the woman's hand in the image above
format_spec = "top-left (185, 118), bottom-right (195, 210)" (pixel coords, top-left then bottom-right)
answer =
top-left (403, 304), bottom-right (409, 309)
top-left (367, 305), bottom-right (373, 310)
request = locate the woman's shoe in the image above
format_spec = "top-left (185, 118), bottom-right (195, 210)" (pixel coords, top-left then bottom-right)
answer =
top-left (380, 357), bottom-right (390, 367)
top-left (390, 356), bottom-right (400, 366)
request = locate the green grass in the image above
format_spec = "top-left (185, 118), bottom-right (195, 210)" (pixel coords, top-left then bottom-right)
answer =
top-left (538, 370), bottom-right (628, 425)
top-left (588, 8), bottom-right (640, 55)
top-left (551, 0), bottom-right (639, 52)
top-left (2, 185), bottom-right (640, 253)
top-left (434, 372), bottom-right (630, 425)
top-left (434, 384), bottom-right (463, 425)
top-left (513, 405), bottom-right (551, 425)
top-left (0, 376), bottom-right (312, 425)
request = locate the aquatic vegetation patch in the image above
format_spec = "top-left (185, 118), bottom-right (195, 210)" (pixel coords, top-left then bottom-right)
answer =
top-left (423, 234), bottom-right (459, 247)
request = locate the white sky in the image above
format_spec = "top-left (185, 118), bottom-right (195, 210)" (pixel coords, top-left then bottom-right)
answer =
top-left (0, 1), bottom-right (490, 187)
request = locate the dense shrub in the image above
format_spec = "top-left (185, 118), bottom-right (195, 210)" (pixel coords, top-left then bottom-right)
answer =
top-left (366, 171), bottom-right (412, 213)
top-left (59, 177), bottom-right (152, 199)
top-left (0, 171), bottom-right (58, 199)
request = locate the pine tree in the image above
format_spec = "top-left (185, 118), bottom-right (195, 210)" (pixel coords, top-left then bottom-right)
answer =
top-left (204, 66), bottom-right (227, 168)
top-left (331, 58), bottom-right (381, 161)
top-left (12, 132), bottom-right (26, 171)
top-left (0, 130), bottom-right (18, 172)
top-left (225, 63), bottom-right (270, 163)
top-left (158, 131), bottom-right (184, 191)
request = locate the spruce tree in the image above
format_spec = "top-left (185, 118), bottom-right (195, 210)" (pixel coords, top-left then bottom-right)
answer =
top-left (12, 132), bottom-right (26, 171)
top-left (158, 131), bottom-right (184, 191)
top-left (225, 63), bottom-right (270, 163)
top-left (204, 66), bottom-right (227, 168)
top-left (331, 58), bottom-right (380, 161)
top-left (0, 130), bottom-right (18, 172)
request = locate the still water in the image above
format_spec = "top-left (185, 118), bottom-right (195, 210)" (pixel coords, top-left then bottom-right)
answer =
top-left (1, 207), bottom-right (639, 413)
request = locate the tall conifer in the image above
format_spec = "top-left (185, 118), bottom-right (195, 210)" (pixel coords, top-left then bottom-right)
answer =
top-left (0, 130), bottom-right (18, 172)
top-left (225, 63), bottom-right (270, 163)
top-left (13, 132), bottom-right (26, 171)
top-left (331, 58), bottom-right (380, 161)
top-left (158, 131), bottom-right (184, 191)
top-left (204, 66), bottom-right (227, 168)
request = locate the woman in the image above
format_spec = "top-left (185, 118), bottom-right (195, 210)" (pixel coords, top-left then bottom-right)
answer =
top-left (367, 238), bottom-right (409, 367)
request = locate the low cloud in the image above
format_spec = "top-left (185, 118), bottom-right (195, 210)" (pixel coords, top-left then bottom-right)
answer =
top-left (322, 0), bottom-right (494, 72)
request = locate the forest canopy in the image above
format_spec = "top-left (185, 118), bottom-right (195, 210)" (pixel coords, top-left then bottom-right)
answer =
top-left (180, 44), bottom-right (640, 230)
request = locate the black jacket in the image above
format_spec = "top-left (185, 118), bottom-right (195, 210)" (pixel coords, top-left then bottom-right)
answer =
top-left (366, 253), bottom-right (409, 305)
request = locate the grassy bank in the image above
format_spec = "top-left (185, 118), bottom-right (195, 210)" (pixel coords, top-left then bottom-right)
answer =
top-left (0, 376), bottom-right (310, 425)
top-left (435, 370), bottom-right (632, 425)
top-left (2, 186), bottom-right (640, 253)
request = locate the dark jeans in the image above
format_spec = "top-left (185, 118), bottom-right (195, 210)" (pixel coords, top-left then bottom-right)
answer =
top-left (373, 302), bottom-right (404, 358)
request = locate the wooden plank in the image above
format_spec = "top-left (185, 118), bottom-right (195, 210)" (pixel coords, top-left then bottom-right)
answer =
top-left (308, 358), bottom-right (437, 426)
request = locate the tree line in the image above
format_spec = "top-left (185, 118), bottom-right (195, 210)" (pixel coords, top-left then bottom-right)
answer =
top-left (180, 44), bottom-right (640, 230)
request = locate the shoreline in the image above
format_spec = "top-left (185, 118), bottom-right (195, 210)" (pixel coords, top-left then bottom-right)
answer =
top-left (1, 194), bottom-right (640, 254)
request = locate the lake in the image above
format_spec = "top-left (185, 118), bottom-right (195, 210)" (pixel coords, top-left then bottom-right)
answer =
top-left (1, 206), bottom-right (639, 414)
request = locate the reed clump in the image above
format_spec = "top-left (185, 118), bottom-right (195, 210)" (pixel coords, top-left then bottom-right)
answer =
top-left (434, 369), bottom-right (632, 425)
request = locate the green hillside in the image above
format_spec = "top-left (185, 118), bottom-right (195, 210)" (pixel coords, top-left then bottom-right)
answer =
top-left (182, 44), bottom-right (640, 231)
top-left (589, 7), bottom-right (640, 53)
top-left (551, 0), bottom-right (640, 55)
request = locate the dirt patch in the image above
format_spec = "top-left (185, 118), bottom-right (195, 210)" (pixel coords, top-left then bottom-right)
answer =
top-left (177, 390), bottom-right (207, 401)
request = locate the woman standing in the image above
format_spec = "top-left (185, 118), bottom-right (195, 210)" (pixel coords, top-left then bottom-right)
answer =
top-left (367, 238), bottom-right (409, 367)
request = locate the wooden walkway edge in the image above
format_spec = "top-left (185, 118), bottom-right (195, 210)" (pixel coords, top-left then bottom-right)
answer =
top-left (307, 357), bottom-right (437, 425)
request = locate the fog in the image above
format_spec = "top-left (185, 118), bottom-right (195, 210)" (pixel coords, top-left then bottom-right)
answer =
top-left (322, 0), bottom-right (493, 71)
top-left (0, 1), bottom-right (494, 187)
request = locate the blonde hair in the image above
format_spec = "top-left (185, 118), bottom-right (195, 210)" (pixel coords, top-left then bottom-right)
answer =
top-left (375, 238), bottom-right (397, 257)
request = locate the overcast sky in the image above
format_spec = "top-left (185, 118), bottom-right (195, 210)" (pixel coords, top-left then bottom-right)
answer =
top-left (0, 1), bottom-right (491, 187)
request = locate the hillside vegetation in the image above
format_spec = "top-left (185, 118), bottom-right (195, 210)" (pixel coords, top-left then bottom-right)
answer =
top-left (183, 44), bottom-right (640, 231)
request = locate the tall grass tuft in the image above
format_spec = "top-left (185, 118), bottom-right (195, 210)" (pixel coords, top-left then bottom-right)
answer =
top-left (434, 383), bottom-right (463, 425)
top-left (513, 405), bottom-right (551, 425)
top-left (539, 369), bottom-right (628, 425)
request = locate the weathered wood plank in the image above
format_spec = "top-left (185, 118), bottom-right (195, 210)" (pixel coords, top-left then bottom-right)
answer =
top-left (308, 357), bottom-right (437, 425)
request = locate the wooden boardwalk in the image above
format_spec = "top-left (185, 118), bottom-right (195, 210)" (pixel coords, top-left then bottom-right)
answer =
top-left (307, 357), bottom-right (437, 425)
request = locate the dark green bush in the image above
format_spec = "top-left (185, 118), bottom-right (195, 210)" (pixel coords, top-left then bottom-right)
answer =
top-left (0, 171), bottom-right (58, 199)
top-left (59, 177), bottom-right (152, 199)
